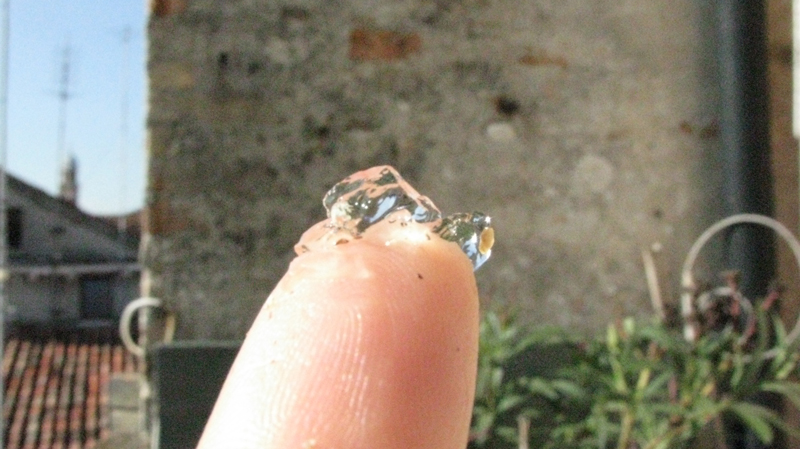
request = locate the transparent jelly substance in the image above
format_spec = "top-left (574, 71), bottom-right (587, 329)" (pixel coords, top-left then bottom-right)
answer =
top-left (434, 212), bottom-right (494, 271)
top-left (295, 166), bottom-right (494, 271)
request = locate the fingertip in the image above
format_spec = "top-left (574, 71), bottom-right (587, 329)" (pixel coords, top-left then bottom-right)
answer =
top-left (199, 225), bottom-right (480, 449)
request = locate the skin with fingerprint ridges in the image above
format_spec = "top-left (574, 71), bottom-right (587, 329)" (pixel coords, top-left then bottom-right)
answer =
top-left (197, 220), bottom-right (480, 449)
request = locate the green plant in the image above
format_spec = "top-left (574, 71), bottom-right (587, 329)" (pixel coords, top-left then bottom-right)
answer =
top-left (470, 308), bottom-right (800, 449)
top-left (541, 310), bottom-right (800, 449)
top-left (470, 214), bottom-right (800, 448)
top-left (469, 311), bottom-right (570, 448)
top-left (469, 311), bottom-right (531, 448)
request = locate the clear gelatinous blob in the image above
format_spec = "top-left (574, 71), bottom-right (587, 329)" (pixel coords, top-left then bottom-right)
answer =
top-left (295, 165), bottom-right (494, 271)
top-left (434, 212), bottom-right (494, 271)
top-left (323, 167), bottom-right (442, 233)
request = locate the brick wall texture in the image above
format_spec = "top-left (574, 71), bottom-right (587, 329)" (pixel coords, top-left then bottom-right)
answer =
top-left (146, 1), bottom-right (725, 339)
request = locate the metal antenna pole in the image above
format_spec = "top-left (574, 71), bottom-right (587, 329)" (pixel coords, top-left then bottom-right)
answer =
top-left (118, 26), bottom-right (130, 232)
top-left (56, 44), bottom-right (72, 193)
top-left (0, 0), bottom-right (10, 446)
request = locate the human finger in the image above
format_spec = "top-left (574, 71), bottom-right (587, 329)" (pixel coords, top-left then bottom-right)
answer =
top-left (197, 219), bottom-right (480, 449)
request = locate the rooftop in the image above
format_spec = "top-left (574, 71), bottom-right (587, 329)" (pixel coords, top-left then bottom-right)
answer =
top-left (3, 328), bottom-right (139, 449)
top-left (7, 173), bottom-right (140, 259)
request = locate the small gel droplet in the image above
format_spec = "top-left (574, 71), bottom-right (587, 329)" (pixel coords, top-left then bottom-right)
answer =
top-left (434, 212), bottom-right (493, 270)
top-left (295, 166), bottom-right (494, 271)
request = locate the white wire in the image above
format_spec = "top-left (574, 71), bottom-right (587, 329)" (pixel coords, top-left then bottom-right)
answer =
top-left (119, 296), bottom-right (174, 357)
top-left (680, 214), bottom-right (800, 357)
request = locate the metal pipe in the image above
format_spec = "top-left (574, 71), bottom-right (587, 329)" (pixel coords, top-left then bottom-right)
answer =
top-left (794, 0), bottom-right (800, 140)
top-left (716, 2), bottom-right (774, 449)
top-left (717, 0), bottom-right (774, 302)
top-left (0, 0), bottom-right (10, 446)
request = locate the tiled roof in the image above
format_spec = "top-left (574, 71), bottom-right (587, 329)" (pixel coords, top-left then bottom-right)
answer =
top-left (7, 173), bottom-right (140, 252)
top-left (3, 329), bottom-right (139, 449)
top-left (94, 211), bottom-right (143, 241)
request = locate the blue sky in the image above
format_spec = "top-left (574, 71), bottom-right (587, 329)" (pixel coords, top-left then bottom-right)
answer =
top-left (8, 1), bottom-right (147, 215)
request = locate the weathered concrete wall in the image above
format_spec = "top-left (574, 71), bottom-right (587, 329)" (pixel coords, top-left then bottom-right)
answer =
top-left (146, 0), bottom-right (723, 340)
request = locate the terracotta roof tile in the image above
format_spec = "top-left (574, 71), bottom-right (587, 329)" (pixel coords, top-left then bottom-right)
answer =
top-left (3, 330), bottom-right (139, 449)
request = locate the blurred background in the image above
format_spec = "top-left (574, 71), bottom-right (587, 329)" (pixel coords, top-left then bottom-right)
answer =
top-left (2, 0), bottom-right (799, 448)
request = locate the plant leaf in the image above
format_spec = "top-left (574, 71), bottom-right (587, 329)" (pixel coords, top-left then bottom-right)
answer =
top-left (491, 367), bottom-right (505, 390)
top-left (497, 394), bottom-right (524, 413)
top-left (727, 402), bottom-right (775, 444)
top-left (495, 425), bottom-right (519, 443)
top-left (762, 381), bottom-right (800, 410)
top-left (551, 379), bottom-right (586, 399)
top-left (526, 377), bottom-right (559, 400)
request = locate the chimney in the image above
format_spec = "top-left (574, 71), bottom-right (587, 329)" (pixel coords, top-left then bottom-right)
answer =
top-left (59, 156), bottom-right (78, 204)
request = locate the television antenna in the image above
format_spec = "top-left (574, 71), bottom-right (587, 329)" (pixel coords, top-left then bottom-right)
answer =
top-left (118, 26), bottom-right (131, 231)
top-left (55, 44), bottom-right (74, 193)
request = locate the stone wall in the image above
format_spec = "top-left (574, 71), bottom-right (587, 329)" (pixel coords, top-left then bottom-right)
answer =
top-left (145, 0), bottom-right (724, 340)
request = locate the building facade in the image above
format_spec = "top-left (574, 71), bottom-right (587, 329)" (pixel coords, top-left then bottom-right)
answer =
top-left (144, 0), bottom-right (795, 341)
top-left (4, 174), bottom-right (140, 329)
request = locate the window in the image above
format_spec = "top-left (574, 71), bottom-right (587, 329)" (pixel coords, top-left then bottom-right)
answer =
top-left (79, 275), bottom-right (114, 320)
top-left (7, 207), bottom-right (21, 249)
